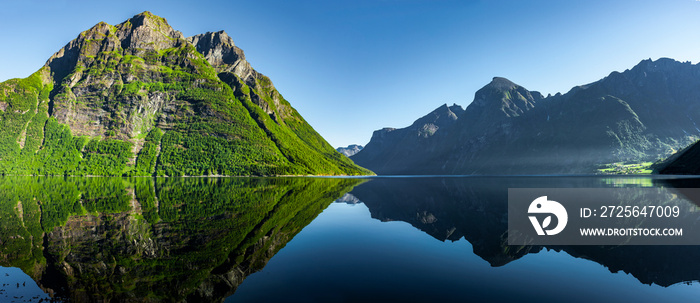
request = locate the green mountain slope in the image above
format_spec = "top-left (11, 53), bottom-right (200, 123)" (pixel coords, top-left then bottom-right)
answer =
top-left (0, 12), bottom-right (371, 176)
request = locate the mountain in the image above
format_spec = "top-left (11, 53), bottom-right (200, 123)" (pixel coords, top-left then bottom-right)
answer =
top-left (352, 59), bottom-right (700, 174)
top-left (652, 139), bottom-right (700, 174)
top-left (351, 103), bottom-right (465, 173)
top-left (0, 12), bottom-right (371, 176)
top-left (336, 144), bottom-right (363, 157)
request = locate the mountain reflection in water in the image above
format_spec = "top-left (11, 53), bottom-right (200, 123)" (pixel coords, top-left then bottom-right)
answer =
top-left (350, 176), bottom-right (700, 286)
top-left (1, 176), bottom-right (700, 302)
top-left (0, 177), bottom-right (361, 302)
top-left (232, 176), bottom-right (700, 303)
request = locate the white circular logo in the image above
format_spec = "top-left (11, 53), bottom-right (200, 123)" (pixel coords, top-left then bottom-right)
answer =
top-left (528, 196), bottom-right (568, 236)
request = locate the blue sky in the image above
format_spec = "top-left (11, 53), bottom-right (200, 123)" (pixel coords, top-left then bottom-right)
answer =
top-left (1, 0), bottom-right (700, 148)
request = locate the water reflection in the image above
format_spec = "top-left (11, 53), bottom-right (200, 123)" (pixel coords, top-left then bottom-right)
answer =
top-left (349, 176), bottom-right (700, 286)
top-left (2, 175), bottom-right (700, 302)
top-left (0, 177), bottom-right (362, 302)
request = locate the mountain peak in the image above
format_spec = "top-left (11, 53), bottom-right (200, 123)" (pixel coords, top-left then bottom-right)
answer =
top-left (487, 77), bottom-right (517, 90)
top-left (125, 11), bottom-right (171, 30)
top-left (408, 103), bottom-right (462, 138)
top-left (630, 57), bottom-right (691, 75)
top-left (469, 77), bottom-right (540, 119)
top-left (422, 103), bottom-right (460, 122)
top-left (188, 31), bottom-right (255, 80)
top-left (116, 11), bottom-right (185, 50)
top-left (133, 11), bottom-right (160, 19)
top-left (43, 11), bottom-right (194, 92)
top-left (449, 103), bottom-right (465, 116)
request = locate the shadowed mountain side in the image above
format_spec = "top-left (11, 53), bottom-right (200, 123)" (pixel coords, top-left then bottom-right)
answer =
top-left (0, 177), bottom-right (363, 302)
top-left (353, 59), bottom-right (700, 175)
top-left (349, 177), bottom-right (700, 286)
top-left (653, 140), bottom-right (700, 175)
top-left (350, 104), bottom-right (464, 174)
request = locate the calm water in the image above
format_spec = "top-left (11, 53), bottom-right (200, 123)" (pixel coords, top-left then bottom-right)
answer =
top-left (1, 176), bottom-right (700, 302)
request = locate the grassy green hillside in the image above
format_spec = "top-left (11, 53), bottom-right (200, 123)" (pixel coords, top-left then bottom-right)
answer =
top-left (0, 12), bottom-right (371, 176)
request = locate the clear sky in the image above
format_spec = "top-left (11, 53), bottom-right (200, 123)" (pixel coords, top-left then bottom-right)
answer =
top-left (1, 0), bottom-right (700, 148)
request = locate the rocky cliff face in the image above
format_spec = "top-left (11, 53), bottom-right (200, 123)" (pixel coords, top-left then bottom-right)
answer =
top-left (0, 11), bottom-right (371, 177)
top-left (45, 13), bottom-right (191, 139)
top-left (352, 59), bottom-right (700, 175)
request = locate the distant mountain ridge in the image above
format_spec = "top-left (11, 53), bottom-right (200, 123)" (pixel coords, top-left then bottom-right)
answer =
top-left (336, 144), bottom-right (363, 157)
top-left (0, 11), bottom-right (371, 176)
top-left (352, 58), bottom-right (700, 175)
